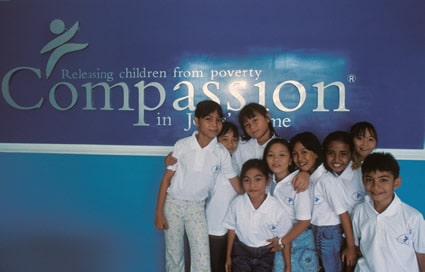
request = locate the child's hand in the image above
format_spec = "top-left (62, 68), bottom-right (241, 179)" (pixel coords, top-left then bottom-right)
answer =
top-left (154, 213), bottom-right (168, 230)
top-left (292, 171), bottom-right (310, 193)
top-left (266, 237), bottom-right (280, 252)
top-left (341, 245), bottom-right (357, 267)
top-left (225, 257), bottom-right (232, 272)
top-left (351, 160), bottom-right (361, 170)
top-left (164, 152), bottom-right (177, 166)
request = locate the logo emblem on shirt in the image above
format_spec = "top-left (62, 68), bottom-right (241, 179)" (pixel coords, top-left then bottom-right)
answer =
top-left (285, 197), bottom-right (294, 205)
top-left (314, 196), bottom-right (323, 205)
top-left (211, 165), bottom-right (221, 173)
top-left (397, 234), bottom-right (410, 245)
top-left (351, 191), bottom-right (365, 201)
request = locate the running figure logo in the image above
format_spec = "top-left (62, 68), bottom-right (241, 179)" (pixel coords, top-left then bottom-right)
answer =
top-left (40, 19), bottom-right (88, 79)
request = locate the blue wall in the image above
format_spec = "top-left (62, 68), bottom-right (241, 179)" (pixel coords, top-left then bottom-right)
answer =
top-left (0, 152), bottom-right (424, 272)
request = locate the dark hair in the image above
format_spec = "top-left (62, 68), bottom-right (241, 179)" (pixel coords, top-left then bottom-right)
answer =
top-left (195, 100), bottom-right (223, 119)
top-left (263, 138), bottom-right (295, 173)
top-left (290, 131), bottom-right (323, 170)
top-left (240, 159), bottom-right (269, 181)
top-left (361, 152), bottom-right (400, 179)
top-left (238, 103), bottom-right (276, 141)
top-left (218, 121), bottom-right (239, 139)
top-left (350, 121), bottom-right (378, 144)
top-left (322, 130), bottom-right (353, 172)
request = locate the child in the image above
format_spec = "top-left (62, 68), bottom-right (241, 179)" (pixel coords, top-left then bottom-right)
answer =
top-left (154, 100), bottom-right (241, 272)
top-left (311, 131), bottom-right (358, 271)
top-left (290, 131), bottom-right (326, 190)
top-left (233, 103), bottom-right (278, 172)
top-left (233, 103), bottom-right (308, 192)
top-left (264, 138), bottom-right (319, 272)
top-left (206, 121), bottom-right (241, 272)
top-left (352, 152), bottom-right (425, 272)
top-left (164, 122), bottom-right (241, 272)
top-left (350, 122), bottom-right (378, 169)
top-left (224, 159), bottom-right (292, 272)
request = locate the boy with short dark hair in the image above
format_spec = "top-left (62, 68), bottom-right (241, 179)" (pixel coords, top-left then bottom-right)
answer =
top-left (352, 152), bottom-right (425, 272)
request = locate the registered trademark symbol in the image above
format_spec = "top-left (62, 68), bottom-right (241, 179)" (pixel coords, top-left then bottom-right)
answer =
top-left (347, 74), bottom-right (357, 83)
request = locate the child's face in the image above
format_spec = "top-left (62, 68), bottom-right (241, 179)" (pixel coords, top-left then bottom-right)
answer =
top-left (242, 168), bottom-right (268, 202)
top-left (363, 170), bottom-right (401, 212)
top-left (265, 143), bottom-right (291, 180)
top-left (195, 111), bottom-right (223, 141)
top-left (218, 130), bottom-right (239, 155)
top-left (325, 140), bottom-right (351, 175)
top-left (291, 142), bottom-right (318, 174)
top-left (242, 112), bottom-right (271, 144)
top-left (353, 129), bottom-right (377, 160)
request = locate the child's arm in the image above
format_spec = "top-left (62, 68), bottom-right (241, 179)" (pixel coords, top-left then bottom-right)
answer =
top-left (280, 219), bottom-right (310, 247)
top-left (164, 152), bottom-right (177, 166)
top-left (225, 229), bottom-right (236, 272)
top-left (282, 242), bottom-right (292, 272)
top-left (228, 176), bottom-right (243, 194)
top-left (417, 252), bottom-right (425, 272)
top-left (154, 169), bottom-right (174, 230)
top-left (340, 211), bottom-right (357, 267)
top-left (291, 171), bottom-right (310, 193)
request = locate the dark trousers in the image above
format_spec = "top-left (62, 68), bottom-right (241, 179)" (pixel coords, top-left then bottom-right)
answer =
top-left (209, 234), bottom-right (228, 272)
top-left (231, 236), bottom-right (274, 272)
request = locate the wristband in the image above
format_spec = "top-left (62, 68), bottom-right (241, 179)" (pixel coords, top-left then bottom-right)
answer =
top-left (278, 237), bottom-right (285, 249)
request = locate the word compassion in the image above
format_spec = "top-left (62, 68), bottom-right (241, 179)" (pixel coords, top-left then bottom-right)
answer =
top-left (2, 66), bottom-right (349, 128)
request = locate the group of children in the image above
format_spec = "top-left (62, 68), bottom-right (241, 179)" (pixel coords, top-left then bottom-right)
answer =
top-left (154, 100), bottom-right (425, 272)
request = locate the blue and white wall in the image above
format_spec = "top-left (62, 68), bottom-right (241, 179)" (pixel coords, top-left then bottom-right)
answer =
top-left (1, 1), bottom-right (424, 271)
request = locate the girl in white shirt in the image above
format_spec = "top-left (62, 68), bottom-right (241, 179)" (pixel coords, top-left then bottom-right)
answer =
top-left (155, 101), bottom-right (241, 272)
top-left (224, 159), bottom-right (292, 272)
top-left (233, 103), bottom-right (309, 192)
top-left (264, 137), bottom-right (319, 272)
top-left (311, 131), bottom-right (357, 272)
top-left (206, 121), bottom-right (240, 272)
top-left (350, 121), bottom-right (378, 170)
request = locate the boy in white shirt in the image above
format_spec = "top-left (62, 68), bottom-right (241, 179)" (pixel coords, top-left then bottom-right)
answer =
top-left (352, 152), bottom-right (425, 272)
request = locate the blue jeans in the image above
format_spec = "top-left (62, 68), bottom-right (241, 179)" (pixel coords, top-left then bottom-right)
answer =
top-left (311, 224), bottom-right (343, 272)
top-left (274, 228), bottom-right (319, 272)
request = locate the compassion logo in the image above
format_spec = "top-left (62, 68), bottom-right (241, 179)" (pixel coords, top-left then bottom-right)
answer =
top-left (1, 18), bottom-right (352, 132)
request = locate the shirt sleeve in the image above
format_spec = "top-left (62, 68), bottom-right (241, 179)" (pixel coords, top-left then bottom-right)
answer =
top-left (351, 205), bottom-right (361, 247)
top-left (276, 208), bottom-right (293, 237)
top-left (166, 143), bottom-right (179, 172)
top-left (323, 176), bottom-right (347, 215)
top-left (294, 189), bottom-right (313, 221)
top-left (223, 197), bottom-right (237, 231)
top-left (232, 144), bottom-right (243, 174)
top-left (411, 210), bottom-right (425, 253)
top-left (220, 146), bottom-right (238, 179)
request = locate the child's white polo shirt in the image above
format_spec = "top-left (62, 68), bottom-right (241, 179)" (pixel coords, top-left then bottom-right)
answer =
top-left (167, 131), bottom-right (237, 202)
top-left (273, 170), bottom-right (312, 225)
top-left (205, 160), bottom-right (238, 236)
top-left (232, 136), bottom-right (276, 172)
top-left (310, 164), bottom-right (326, 188)
top-left (311, 171), bottom-right (347, 226)
top-left (339, 162), bottom-right (365, 215)
top-left (352, 194), bottom-right (425, 272)
top-left (223, 193), bottom-right (292, 247)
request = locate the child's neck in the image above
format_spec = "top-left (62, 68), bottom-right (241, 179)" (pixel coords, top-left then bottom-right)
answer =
top-left (275, 170), bottom-right (290, 182)
top-left (256, 132), bottom-right (272, 146)
top-left (373, 193), bottom-right (395, 213)
top-left (249, 193), bottom-right (267, 209)
top-left (196, 134), bottom-right (214, 148)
